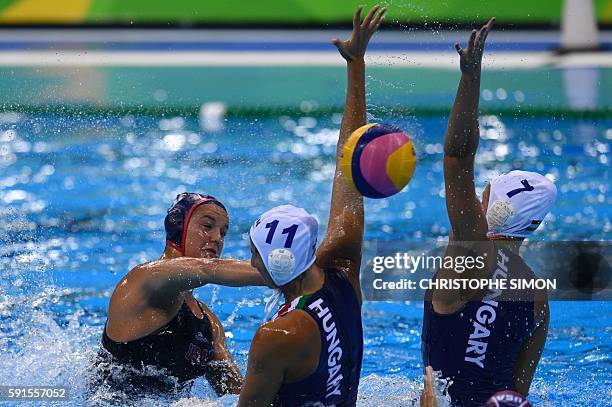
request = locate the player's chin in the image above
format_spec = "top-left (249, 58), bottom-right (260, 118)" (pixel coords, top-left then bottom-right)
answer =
top-left (259, 272), bottom-right (277, 289)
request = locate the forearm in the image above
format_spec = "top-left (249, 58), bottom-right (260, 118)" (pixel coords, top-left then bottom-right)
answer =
top-left (443, 72), bottom-right (488, 242)
top-left (198, 258), bottom-right (264, 287)
top-left (337, 59), bottom-right (366, 158)
top-left (207, 355), bottom-right (243, 396)
top-left (322, 59), bottom-right (366, 263)
top-left (319, 4), bottom-right (381, 275)
top-left (141, 258), bottom-right (264, 296)
top-left (444, 72), bottom-right (481, 159)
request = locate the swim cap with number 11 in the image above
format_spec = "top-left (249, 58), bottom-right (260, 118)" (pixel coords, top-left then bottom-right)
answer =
top-left (249, 205), bottom-right (318, 286)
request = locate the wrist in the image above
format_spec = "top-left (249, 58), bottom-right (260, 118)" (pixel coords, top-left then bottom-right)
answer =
top-left (348, 57), bottom-right (365, 66)
top-left (461, 70), bottom-right (481, 81)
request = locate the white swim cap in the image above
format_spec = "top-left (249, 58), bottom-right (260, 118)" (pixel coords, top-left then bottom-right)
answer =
top-left (486, 170), bottom-right (557, 238)
top-left (249, 205), bottom-right (318, 286)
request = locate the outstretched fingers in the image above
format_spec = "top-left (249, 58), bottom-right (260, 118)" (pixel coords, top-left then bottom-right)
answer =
top-left (369, 6), bottom-right (387, 32)
top-left (362, 4), bottom-right (380, 28)
top-left (467, 29), bottom-right (477, 53)
top-left (352, 5), bottom-right (364, 30)
top-left (335, 4), bottom-right (386, 61)
top-left (484, 16), bottom-right (496, 30)
top-left (480, 17), bottom-right (495, 43)
top-left (475, 17), bottom-right (495, 52)
top-left (455, 42), bottom-right (464, 56)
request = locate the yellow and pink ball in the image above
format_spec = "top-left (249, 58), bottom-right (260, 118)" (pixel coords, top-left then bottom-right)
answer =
top-left (341, 123), bottom-right (416, 199)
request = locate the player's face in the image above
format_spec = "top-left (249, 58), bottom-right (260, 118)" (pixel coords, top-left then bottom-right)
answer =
top-left (249, 240), bottom-right (277, 288)
top-left (183, 204), bottom-right (228, 258)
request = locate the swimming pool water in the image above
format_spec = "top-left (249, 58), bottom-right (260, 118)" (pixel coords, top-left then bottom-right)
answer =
top-left (0, 112), bottom-right (610, 406)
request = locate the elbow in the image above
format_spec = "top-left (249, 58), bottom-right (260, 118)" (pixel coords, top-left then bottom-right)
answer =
top-left (443, 156), bottom-right (474, 173)
top-left (444, 145), bottom-right (476, 160)
top-left (193, 257), bottom-right (217, 283)
top-left (443, 127), bottom-right (479, 159)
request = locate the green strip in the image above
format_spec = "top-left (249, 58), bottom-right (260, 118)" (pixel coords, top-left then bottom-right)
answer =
top-left (12, 0), bottom-right (612, 25)
top-left (0, 0), bottom-right (17, 10)
top-left (2, 104), bottom-right (611, 119)
top-left (1, 0), bottom-right (612, 24)
top-left (296, 294), bottom-right (313, 310)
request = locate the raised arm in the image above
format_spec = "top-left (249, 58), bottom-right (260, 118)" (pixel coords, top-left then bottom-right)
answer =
top-left (316, 5), bottom-right (386, 298)
top-left (444, 18), bottom-right (494, 242)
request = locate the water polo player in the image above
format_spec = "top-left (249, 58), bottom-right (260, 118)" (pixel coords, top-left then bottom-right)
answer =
top-left (421, 19), bottom-right (557, 406)
top-left (99, 193), bottom-right (264, 394)
top-left (236, 5), bottom-right (385, 406)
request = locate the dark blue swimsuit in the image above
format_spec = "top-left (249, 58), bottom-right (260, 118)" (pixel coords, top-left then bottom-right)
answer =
top-left (98, 301), bottom-right (215, 393)
top-left (422, 245), bottom-right (537, 407)
top-left (272, 268), bottom-right (363, 407)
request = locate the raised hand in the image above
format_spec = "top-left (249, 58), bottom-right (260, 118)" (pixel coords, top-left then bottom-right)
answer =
top-left (332, 4), bottom-right (387, 63)
top-left (455, 17), bottom-right (495, 76)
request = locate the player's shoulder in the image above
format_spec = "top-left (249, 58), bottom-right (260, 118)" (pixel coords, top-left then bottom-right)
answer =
top-left (116, 260), bottom-right (158, 290)
top-left (109, 261), bottom-right (155, 302)
top-left (254, 309), bottom-right (319, 352)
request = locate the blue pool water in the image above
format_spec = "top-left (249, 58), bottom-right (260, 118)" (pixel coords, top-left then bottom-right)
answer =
top-left (0, 112), bottom-right (610, 406)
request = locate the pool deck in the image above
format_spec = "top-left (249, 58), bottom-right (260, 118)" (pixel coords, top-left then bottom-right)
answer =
top-left (0, 29), bottom-right (610, 115)
top-left (0, 29), bottom-right (610, 68)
